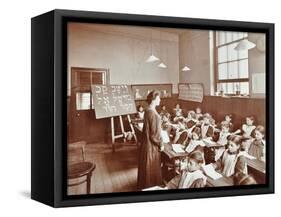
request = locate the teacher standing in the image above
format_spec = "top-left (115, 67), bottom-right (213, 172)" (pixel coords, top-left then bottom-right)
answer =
top-left (137, 90), bottom-right (164, 189)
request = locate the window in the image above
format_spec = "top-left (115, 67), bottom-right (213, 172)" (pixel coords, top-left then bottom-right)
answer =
top-left (215, 31), bottom-right (249, 96)
top-left (71, 67), bottom-right (110, 110)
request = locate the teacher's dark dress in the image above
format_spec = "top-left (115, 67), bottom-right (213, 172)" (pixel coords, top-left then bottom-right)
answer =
top-left (137, 108), bottom-right (162, 189)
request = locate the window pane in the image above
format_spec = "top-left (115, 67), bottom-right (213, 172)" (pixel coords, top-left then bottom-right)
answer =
top-left (239, 82), bottom-right (249, 95)
top-left (76, 92), bottom-right (91, 110)
top-left (238, 59), bottom-right (249, 78)
top-left (227, 43), bottom-right (238, 61)
top-left (218, 31), bottom-right (226, 46)
top-left (218, 46), bottom-right (227, 63)
top-left (227, 83), bottom-right (235, 94)
top-left (218, 63), bottom-right (228, 80)
top-left (232, 32), bottom-right (239, 41)
top-left (237, 32), bottom-right (244, 40)
top-left (218, 83), bottom-right (227, 94)
top-left (226, 32), bottom-right (233, 43)
top-left (228, 61), bottom-right (238, 79)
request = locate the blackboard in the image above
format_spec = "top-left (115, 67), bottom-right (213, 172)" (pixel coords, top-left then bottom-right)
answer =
top-left (131, 84), bottom-right (172, 100)
top-left (178, 83), bottom-right (204, 102)
top-left (91, 85), bottom-right (137, 119)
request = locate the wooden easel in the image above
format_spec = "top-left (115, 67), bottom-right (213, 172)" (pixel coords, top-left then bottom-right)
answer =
top-left (110, 114), bottom-right (137, 152)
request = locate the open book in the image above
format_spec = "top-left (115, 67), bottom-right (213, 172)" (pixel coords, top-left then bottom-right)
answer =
top-left (172, 144), bottom-right (186, 153)
top-left (203, 138), bottom-right (218, 147)
top-left (201, 164), bottom-right (223, 180)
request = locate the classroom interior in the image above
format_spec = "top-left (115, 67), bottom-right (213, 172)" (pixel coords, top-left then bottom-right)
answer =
top-left (67, 22), bottom-right (266, 195)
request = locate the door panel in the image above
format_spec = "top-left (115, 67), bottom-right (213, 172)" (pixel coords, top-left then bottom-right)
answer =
top-left (68, 67), bottom-right (109, 143)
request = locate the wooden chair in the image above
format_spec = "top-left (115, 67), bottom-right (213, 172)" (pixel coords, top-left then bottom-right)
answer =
top-left (68, 141), bottom-right (86, 165)
top-left (67, 141), bottom-right (96, 194)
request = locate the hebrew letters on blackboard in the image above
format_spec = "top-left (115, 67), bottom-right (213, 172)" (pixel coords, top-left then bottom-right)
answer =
top-left (91, 85), bottom-right (137, 119)
top-left (178, 83), bottom-right (204, 103)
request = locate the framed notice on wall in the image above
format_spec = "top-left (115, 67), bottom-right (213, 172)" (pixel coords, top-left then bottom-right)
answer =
top-left (178, 83), bottom-right (204, 102)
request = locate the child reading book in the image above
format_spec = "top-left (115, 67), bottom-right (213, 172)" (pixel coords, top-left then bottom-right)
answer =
top-left (159, 105), bottom-right (169, 117)
top-left (213, 135), bottom-right (247, 177)
top-left (200, 113), bottom-right (215, 139)
top-left (185, 110), bottom-right (198, 129)
top-left (241, 116), bottom-right (256, 138)
top-left (173, 119), bottom-right (189, 146)
top-left (161, 112), bottom-right (172, 138)
top-left (173, 103), bottom-right (183, 116)
top-left (195, 107), bottom-right (203, 120)
top-left (178, 151), bottom-right (207, 189)
top-left (185, 127), bottom-right (205, 153)
top-left (248, 125), bottom-right (266, 161)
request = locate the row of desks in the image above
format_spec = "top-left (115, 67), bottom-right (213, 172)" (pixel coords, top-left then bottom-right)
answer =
top-left (162, 143), bottom-right (265, 187)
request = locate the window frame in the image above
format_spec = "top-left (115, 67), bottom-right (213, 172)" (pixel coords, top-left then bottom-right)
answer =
top-left (214, 31), bottom-right (250, 96)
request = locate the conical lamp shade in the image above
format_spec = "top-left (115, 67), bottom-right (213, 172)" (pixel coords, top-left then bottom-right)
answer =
top-left (146, 54), bottom-right (159, 63)
top-left (158, 62), bottom-right (167, 68)
top-left (181, 66), bottom-right (191, 71)
top-left (234, 39), bottom-right (256, 51)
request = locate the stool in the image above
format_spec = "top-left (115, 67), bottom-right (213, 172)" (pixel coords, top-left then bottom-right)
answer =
top-left (68, 162), bottom-right (96, 194)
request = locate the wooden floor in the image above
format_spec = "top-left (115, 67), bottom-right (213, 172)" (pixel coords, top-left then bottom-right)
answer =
top-left (68, 143), bottom-right (138, 195)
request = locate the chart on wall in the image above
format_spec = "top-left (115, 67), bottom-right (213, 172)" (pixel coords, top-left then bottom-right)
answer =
top-left (91, 85), bottom-right (137, 119)
top-left (178, 83), bottom-right (204, 103)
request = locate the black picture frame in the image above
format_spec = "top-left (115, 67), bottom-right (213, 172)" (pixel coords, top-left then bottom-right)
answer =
top-left (31, 9), bottom-right (274, 207)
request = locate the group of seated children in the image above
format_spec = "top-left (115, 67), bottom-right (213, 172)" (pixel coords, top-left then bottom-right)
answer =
top-left (158, 103), bottom-right (265, 189)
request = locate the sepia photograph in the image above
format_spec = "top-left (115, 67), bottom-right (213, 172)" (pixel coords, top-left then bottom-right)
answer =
top-left (66, 22), bottom-right (267, 195)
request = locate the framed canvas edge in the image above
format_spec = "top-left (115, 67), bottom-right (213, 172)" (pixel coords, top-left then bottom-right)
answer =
top-left (49, 9), bottom-right (274, 207)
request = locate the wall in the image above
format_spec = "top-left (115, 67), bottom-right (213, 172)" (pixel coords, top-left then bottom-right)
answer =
top-left (179, 30), bottom-right (213, 95)
top-left (248, 33), bottom-right (266, 98)
top-left (67, 23), bottom-right (180, 95)
top-left (179, 30), bottom-right (266, 98)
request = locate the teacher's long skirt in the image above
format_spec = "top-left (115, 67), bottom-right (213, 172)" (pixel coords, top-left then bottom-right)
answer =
top-left (137, 109), bottom-right (162, 189)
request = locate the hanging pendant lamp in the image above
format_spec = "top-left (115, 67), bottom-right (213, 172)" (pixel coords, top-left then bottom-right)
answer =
top-left (234, 39), bottom-right (256, 51)
top-left (146, 30), bottom-right (159, 63)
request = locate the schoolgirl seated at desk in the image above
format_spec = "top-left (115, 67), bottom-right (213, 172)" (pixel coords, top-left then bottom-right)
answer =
top-left (185, 127), bottom-right (205, 153)
top-left (184, 110), bottom-right (198, 130)
top-left (248, 125), bottom-right (266, 162)
top-left (160, 113), bottom-right (173, 142)
top-left (173, 103), bottom-right (182, 116)
top-left (159, 105), bottom-right (170, 117)
top-left (200, 113), bottom-right (215, 139)
top-left (212, 135), bottom-right (247, 177)
top-left (177, 151), bottom-right (207, 189)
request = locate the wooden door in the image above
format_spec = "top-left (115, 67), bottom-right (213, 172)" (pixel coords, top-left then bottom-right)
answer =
top-left (68, 67), bottom-right (109, 143)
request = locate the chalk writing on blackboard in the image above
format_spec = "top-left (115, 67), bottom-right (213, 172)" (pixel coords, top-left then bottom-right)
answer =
top-left (92, 85), bottom-right (137, 119)
top-left (178, 83), bottom-right (204, 103)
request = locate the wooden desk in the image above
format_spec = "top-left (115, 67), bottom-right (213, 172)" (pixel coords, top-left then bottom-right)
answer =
top-left (166, 173), bottom-right (233, 189)
top-left (162, 143), bottom-right (189, 180)
top-left (206, 175), bottom-right (233, 187)
top-left (247, 159), bottom-right (266, 184)
top-left (162, 144), bottom-right (233, 188)
top-left (163, 143), bottom-right (189, 160)
top-left (247, 159), bottom-right (266, 174)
